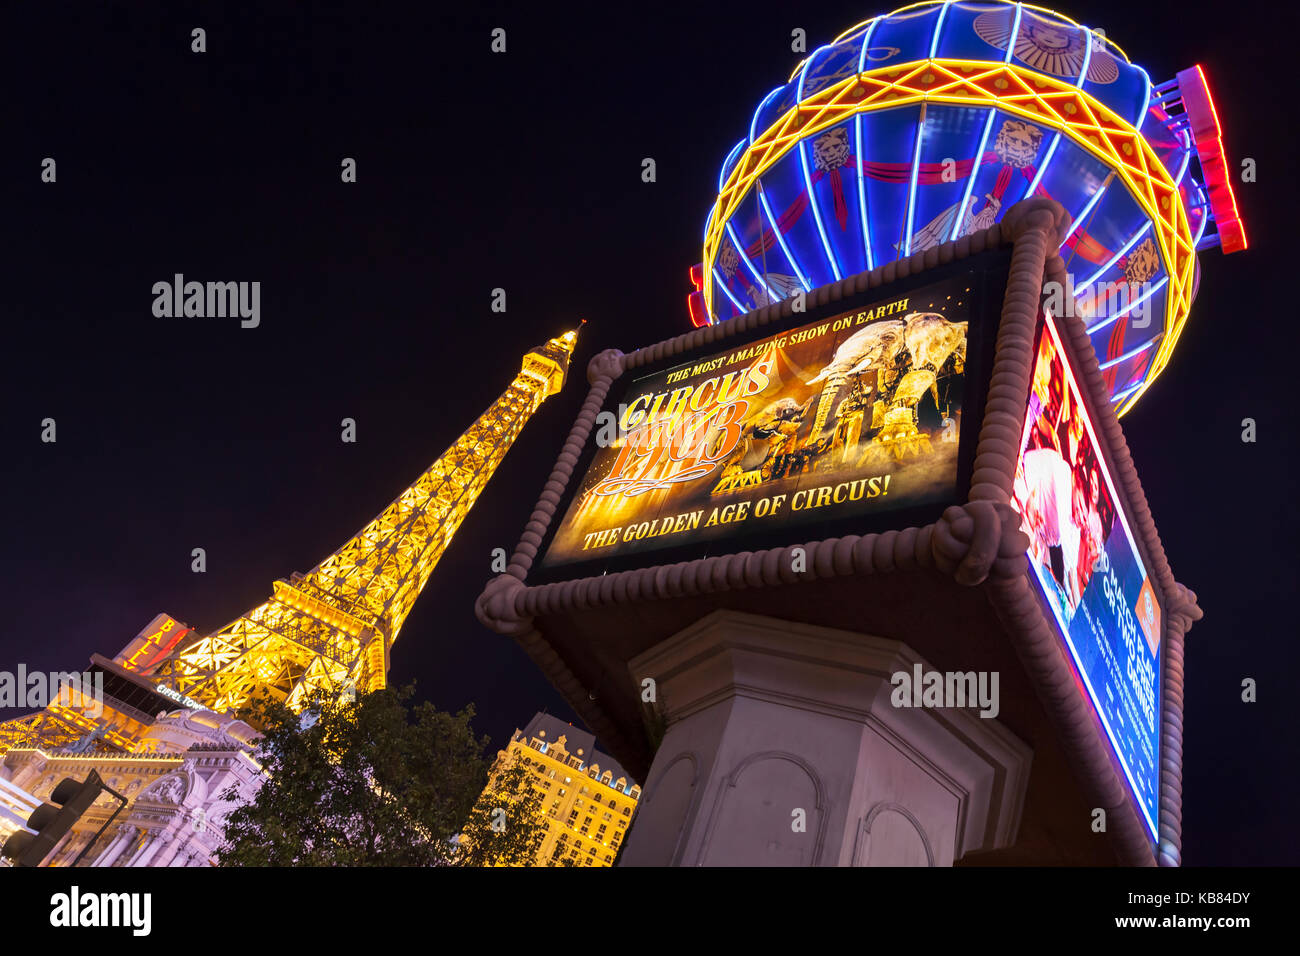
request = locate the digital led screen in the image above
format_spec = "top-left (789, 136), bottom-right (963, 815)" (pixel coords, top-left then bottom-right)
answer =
top-left (1012, 309), bottom-right (1163, 840)
top-left (543, 271), bottom-right (982, 569)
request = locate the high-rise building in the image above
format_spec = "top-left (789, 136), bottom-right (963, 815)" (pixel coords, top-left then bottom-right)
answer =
top-left (491, 713), bottom-right (640, 867)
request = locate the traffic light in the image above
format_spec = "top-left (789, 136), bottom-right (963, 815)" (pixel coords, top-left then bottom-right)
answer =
top-left (2, 771), bottom-right (105, 867)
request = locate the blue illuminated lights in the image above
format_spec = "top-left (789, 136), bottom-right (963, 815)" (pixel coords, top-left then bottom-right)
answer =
top-left (1015, 310), bottom-right (1163, 842)
top-left (701, 1), bottom-right (1227, 413)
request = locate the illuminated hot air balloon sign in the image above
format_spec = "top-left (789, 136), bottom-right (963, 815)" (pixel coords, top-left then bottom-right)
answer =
top-left (690, 1), bottom-right (1246, 415)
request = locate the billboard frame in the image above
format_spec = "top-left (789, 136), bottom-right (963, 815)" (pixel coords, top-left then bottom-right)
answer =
top-left (476, 198), bottom-right (1198, 867)
top-left (530, 248), bottom-right (1011, 583)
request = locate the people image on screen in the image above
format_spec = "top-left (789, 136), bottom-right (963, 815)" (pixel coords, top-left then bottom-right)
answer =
top-left (1019, 350), bottom-right (1081, 608)
top-left (1073, 456), bottom-right (1105, 600)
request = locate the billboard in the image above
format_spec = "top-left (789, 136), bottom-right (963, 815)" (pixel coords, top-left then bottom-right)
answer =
top-left (1011, 309), bottom-right (1163, 841)
top-left (542, 269), bottom-right (991, 571)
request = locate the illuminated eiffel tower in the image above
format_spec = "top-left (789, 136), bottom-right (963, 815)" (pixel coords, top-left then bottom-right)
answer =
top-left (0, 326), bottom-right (580, 752)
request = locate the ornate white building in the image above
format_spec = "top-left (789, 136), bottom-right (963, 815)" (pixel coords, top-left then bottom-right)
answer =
top-left (2, 704), bottom-right (261, 867)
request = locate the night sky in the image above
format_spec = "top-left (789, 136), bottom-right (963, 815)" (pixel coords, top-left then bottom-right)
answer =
top-left (3, 1), bottom-right (1293, 866)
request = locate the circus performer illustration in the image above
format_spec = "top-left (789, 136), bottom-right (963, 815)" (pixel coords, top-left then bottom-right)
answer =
top-left (716, 396), bottom-right (814, 485)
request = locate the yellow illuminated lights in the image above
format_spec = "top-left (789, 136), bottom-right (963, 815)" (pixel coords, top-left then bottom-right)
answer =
top-left (5, 749), bottom-right (184, 766)
top-left (799, 1), bottom-right (1136, 82)
top-left (142, 328), bottom-right (582, 717)
top-left (703, 58), bottom-right (1195, 417)
top-left (481, 733), bottom-right (641, 867)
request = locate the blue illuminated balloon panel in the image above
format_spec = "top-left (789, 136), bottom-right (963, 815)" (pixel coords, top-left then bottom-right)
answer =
top-left (703, 1), bottom-right (1217, 412)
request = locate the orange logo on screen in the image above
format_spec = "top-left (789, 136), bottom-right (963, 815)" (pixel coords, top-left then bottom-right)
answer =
top-left (594, 360), bottom-right (771, 499)
top-left (124, 618), bottom-right (192, 674)
top-left (1136, 578), bottom-right (1161, 658)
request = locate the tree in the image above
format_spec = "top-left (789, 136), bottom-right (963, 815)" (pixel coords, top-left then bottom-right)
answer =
top-left (453, 748), bottom-right (547, 867)
top-left (216, 684), bottom-right (546, 866)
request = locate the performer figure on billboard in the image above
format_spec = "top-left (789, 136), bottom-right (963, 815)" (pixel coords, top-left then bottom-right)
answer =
top-left (752, 398), bottom-right (808, 479)
top-left (1018, 354), bottom-right (1082, 608)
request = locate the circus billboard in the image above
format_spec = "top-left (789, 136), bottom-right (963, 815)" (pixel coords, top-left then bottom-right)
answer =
top-left (540, 263), bottom-right (1004, 574)
top-left (1012, 308), bottom-right (1163, 841)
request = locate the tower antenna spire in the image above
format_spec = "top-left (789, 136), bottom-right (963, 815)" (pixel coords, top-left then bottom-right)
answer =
top-left (141, 330), bottom-right (581, 716)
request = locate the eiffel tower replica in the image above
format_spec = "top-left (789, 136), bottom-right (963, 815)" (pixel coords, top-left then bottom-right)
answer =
top-left (0, 326), bottom-right (581, 755)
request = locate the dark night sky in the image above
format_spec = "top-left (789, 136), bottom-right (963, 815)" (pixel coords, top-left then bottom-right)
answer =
top-left (2, 2), bottom-right (1294, 866)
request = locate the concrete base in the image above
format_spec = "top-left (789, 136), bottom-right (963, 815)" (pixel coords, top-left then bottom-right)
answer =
top-left (620, 610), bottom-right (1031, 866)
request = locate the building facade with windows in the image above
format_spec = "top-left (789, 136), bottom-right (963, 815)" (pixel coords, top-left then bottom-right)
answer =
top-left (500, 713), bottom-right (639, 867)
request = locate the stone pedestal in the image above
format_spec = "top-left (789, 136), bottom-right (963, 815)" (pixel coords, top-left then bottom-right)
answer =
top-left (620, 610), bottom-right (1031, 867)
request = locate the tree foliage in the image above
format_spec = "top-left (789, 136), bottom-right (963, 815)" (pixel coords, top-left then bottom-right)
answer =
top-left (453, 748), bottom-right (547, 867)
top-left (217, 684), bottom-right (545, 866)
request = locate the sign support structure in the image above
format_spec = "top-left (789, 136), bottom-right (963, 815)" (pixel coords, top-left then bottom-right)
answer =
top-left (478, 198), bottom-right (1198, 866)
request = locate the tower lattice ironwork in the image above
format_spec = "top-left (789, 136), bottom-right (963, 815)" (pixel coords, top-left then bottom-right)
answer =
top-left (0, 327), bottom-right (579, 752)
top-left (149, 327), bottom-right (580, 713)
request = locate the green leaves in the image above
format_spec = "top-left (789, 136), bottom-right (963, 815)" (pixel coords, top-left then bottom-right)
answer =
top-left (216, 685), bottom-right (545, 866)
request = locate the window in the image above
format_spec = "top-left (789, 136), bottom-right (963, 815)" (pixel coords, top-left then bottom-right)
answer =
top-left (590, 794), bottom-right (601, 806)
top-left (602, 812), bottom-right (612, 822)
top-left (597, 824), bottom-right (608, 839)
top-left (568, 810), bottom-right (579, 824)
top-left (559, 833), bottom-right (568, 843)
top-left (604, 854), bottom-right (613, 865)
top-left (601, 772), bottom-right (613, 785)
top-left (587, 846), bottom-right (597, 856)
top-left (615, 777), bottom-right (626, 791)
top-left (557, 788), bottom-right (566, 798)
top-left (581, 786), bottom-right (589, 795)
top-left (630, 787), bottom-right (641, 800)
top-left (564, 776), bottom-right (572, 784)
top-left (622, 806), bottom-right (631, 816)
top-left (583, 816), bottom-right (593, 829)
top-left (583, 856), bottom-right (593, 866)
